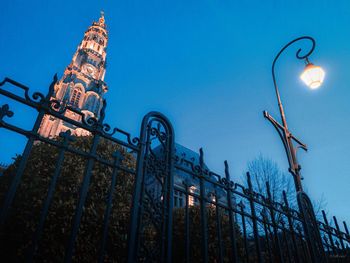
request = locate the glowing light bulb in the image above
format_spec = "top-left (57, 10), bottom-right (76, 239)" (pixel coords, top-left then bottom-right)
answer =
top-left (300, 63), bottom-right (325, 89)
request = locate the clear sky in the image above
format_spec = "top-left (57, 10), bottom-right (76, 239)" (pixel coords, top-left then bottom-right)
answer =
top-left (1, 0), bottom-right (350, 223)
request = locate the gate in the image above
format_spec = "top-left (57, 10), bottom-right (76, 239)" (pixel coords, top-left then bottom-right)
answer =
top-left (0, 77), bottom-right (350, 262)
top-left (127, 112), bottom-right (175, 262)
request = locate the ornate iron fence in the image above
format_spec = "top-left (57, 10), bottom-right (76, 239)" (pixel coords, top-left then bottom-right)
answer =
top-left (0, 77), bottom-right (349, 262)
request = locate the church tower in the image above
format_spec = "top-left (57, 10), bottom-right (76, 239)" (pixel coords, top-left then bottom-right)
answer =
top-left (39, 12), bottom-right (108, 138)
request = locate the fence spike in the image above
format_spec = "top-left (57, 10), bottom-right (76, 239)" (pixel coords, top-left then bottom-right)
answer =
top-left (246, 172), bottom-right (252, 190)
top-left (343, 221), bottom-right (349, 235)
top-left (224, 160), bottom-right (229, 179)
top-left (199, 147), bottom-right (204, 167)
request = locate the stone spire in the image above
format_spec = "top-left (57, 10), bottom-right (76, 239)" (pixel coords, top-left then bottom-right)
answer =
top-left (38, 14), bottom-right (109, 138)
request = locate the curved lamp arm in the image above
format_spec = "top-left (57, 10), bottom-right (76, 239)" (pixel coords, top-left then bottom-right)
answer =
top-left (272, 36), bottom-right (315, 128)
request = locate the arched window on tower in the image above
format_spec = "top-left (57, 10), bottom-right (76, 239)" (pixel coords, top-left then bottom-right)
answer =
top-left (70, 88), bottom-right (82, 107)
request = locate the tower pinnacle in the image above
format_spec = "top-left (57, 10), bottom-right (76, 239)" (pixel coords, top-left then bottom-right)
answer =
top-left (99, 11), bottom-right (105, 27)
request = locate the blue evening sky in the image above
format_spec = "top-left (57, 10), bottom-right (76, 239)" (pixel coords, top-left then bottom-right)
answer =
top-left (1, 1), bottom-right (350, 223)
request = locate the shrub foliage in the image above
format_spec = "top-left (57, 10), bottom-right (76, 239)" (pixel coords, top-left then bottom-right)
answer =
top-left (0, 136), bottom-right (243, 262)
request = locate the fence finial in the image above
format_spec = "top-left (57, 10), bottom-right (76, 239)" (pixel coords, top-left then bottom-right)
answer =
top-left (224, 160), bottom-right (230, 180)
top-left (246, 172), bottom-right (252, 189)
top-left (199, 148), bottom-right (204, 167)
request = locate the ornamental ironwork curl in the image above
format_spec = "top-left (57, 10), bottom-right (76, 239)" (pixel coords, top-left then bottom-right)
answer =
top-left (101, 123), bottom-right (117, 135)
top-left (31, 91), bottom-right (46, 103)
top-left (82, 114), bottom-right (98, 127)
top-left (149, 125), bottom-right (167, 145)
top-left (48, 99), bottom-right (62, 111)
top-left (220, 177), bottom-right (235, 189)
top-left (0, 104), bottom-right (14, 121)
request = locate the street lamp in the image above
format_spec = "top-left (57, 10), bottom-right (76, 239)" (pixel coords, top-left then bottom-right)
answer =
top-left (263, 36), bottom-right (325, 193)
top-left (263, 36), bottom-right (327, 262)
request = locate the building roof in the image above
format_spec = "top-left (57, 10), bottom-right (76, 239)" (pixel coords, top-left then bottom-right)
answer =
top-left (174, 143), bottom-right (209, 171)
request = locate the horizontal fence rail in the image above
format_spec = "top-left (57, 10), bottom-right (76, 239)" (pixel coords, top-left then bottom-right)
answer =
top-left (0, 77), bottom-right (349, 262)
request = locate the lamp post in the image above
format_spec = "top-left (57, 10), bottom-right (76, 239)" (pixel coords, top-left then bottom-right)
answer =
top-left (263, 36), bottom-right (325, 193)
top-left (263, 36), bottom-right (326, 262)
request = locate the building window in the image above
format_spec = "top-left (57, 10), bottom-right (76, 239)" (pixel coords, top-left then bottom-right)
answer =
top-left (70, 89), bottom-right (82, 107)
top-left (188, 186), bottom-right (198, 206)
top-left (174, 190), bottom-right (184, 207)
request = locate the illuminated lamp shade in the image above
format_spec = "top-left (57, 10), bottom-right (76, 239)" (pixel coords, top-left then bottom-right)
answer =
top-left (300, 63), bottom-right (325, 89)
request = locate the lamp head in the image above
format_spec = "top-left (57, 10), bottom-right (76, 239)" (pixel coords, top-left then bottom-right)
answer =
top-left (300, 60), bottom-right (325, 89)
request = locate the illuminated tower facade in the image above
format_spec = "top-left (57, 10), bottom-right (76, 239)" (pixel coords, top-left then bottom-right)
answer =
top-left (39, 13), bottom-right (108, 138)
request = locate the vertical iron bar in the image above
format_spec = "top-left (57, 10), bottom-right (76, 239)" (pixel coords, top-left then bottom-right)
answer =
top-left (224, 161), bottom-right (238, 262)
top-left (322, 236), bottom-right (331, 258)
top-left (214, 190), bottom-right (223, 263)
top-left (322, 211), bottom-right (336, 255)
top-left (333, 216), bottom-right (345, 251)
top-left (343, 221), bottom-right (350, 257)
top-left (266, 182), bottom-right (283, 262)
top-left (343, 221), bottom-right (349, 236)
top-left (240, 203), bottom-right (249, 263)
top-left (199, 148), bottom-right (208, 263)
top-left (126, 122), bottom-right (148, 263)
top-left (283, 191), bottom-right (300, 263)
top-left (247, 172), bottom-right (262, 263)
top-left (164, 130), bottom-right (174, 263)
top-left (98, 151), bottom-right (122, 263)
top-left (262, 210), bottom-right (273, 263)
top-left (64, 133), bottom-right (100, 262)
top-left (281, 220), bottom-right (292, 263)
top-left (28, 130), bottom-right (74, 262)
top-left (297, 226), bottom-right (310, 262)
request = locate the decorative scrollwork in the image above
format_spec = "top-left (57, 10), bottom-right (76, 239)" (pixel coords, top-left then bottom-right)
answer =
top-left (0, 104), bottom-right (14, 121)
top-left (221, 177), bottom-right (235, 189)
top-left (31, 91), bottom-right (46, 103)
top-left (130, 112), bottom-right (175, 262)
top-left (101, 123), bottom-right (116, 135)
top-left (101, 124), bottom-right (140, 147)
top-left (81, 112), bottom-right (98, 127)
top-left (49, 99), bottom-right (62, 111)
